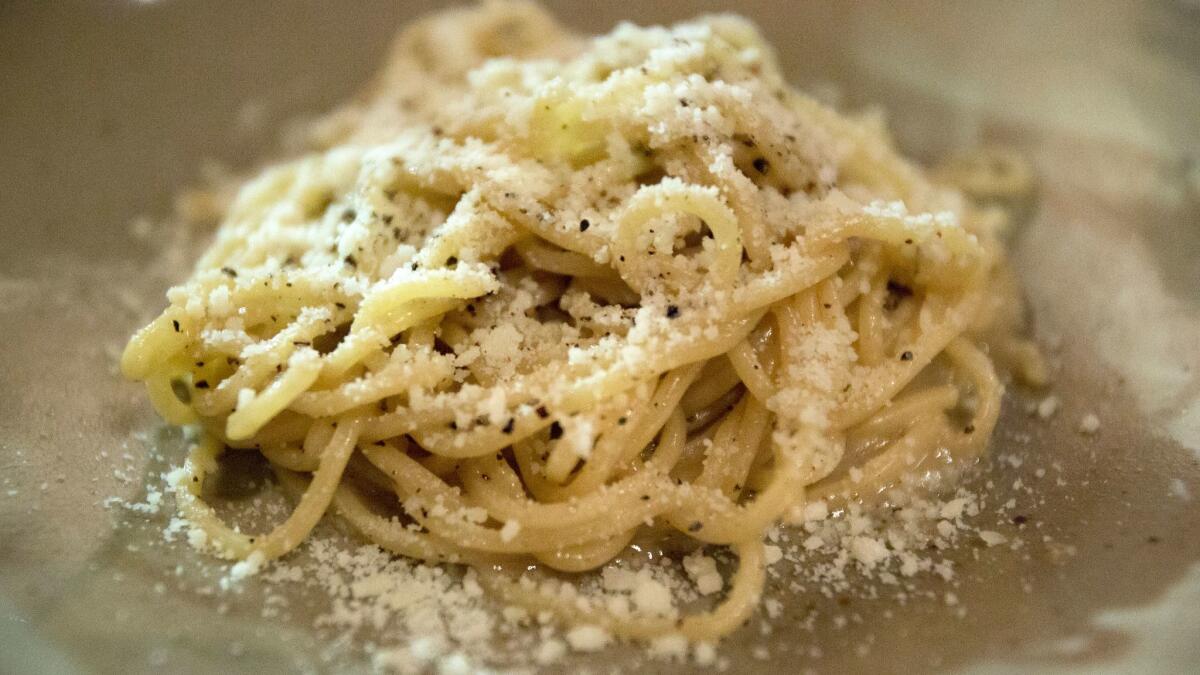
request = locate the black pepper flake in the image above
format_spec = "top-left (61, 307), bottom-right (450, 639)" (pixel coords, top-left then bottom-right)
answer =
top-left (963, 424), bottom-right (975, 434)
top-left (666, 305), bottom-right (680, 319)
top-left (220, 267), bottom-right (237, 278)
top-left (617, 416), bottom-right (627, 425)
top-left (481, 473), bottom-right (490, 481)
top-left (341, 208), bottom-right (356, 222)
top-left (501, 418), bottom-right (515, 434)
top-left (411, 262), bottom-right (419, 271)
top-left (194, 380), bottom-right (209, 389)
top-left (448, 421), bottom-right (458, 430)
top-left (466, 304), bottom-right (476, 316)
top-left (1012, 515), bottom-right (1028, 525)
top-left (904, 238), bottom-right (914, 245)
top-left (335, 302), bottom-right (346, 309)
top-left (687, 521), bottom-right (703, 533)
top-left (344, 255), bottom-right (357, 268)
top-left (641, 494), bottom-right (651, 501)
top-left (900, 351), bottom-right (914, 361)
top-left (171, 320), bottom-right (180, 332)
top-left (374, 440), bottom-right (386, 447)
top-left (1147, 536), bottom-right (1161, 544)
top-left (535, 405), bottom-right (550, 419)
top-left (752, 157), bottom-right (769, 173)
top-left (548, 422), bottom-right (563, 440)
top-left (579, 218), bottom-right (590, 232)
top-left (195, 361), bottom-right (204, 367)
top-left (445, 256), bottom-right (458, 267)
top-left (382, 214), bottom-right (394, 224)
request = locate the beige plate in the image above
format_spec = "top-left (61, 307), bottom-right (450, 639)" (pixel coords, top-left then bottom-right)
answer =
top-left (2, 1), bottom-right (1199, 673)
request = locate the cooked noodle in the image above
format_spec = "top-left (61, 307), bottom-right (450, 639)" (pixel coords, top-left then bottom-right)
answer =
top-left (123, 1), bottom-right (1042, 642)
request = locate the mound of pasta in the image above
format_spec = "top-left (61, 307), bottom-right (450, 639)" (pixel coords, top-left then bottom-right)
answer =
top-left (123, 1), bottom-right (1041, 642)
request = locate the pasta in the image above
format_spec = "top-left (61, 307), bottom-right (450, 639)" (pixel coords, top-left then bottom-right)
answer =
top-left (123, 1), bottom-right (1043, 643)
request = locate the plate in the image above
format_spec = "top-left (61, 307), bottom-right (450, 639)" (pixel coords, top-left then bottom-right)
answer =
top-left (2, 1), bottom-right (1198, 672)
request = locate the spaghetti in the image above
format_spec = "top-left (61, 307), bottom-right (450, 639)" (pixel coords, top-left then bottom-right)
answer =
top-left (124, 1), bottom-right (1042, 643)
